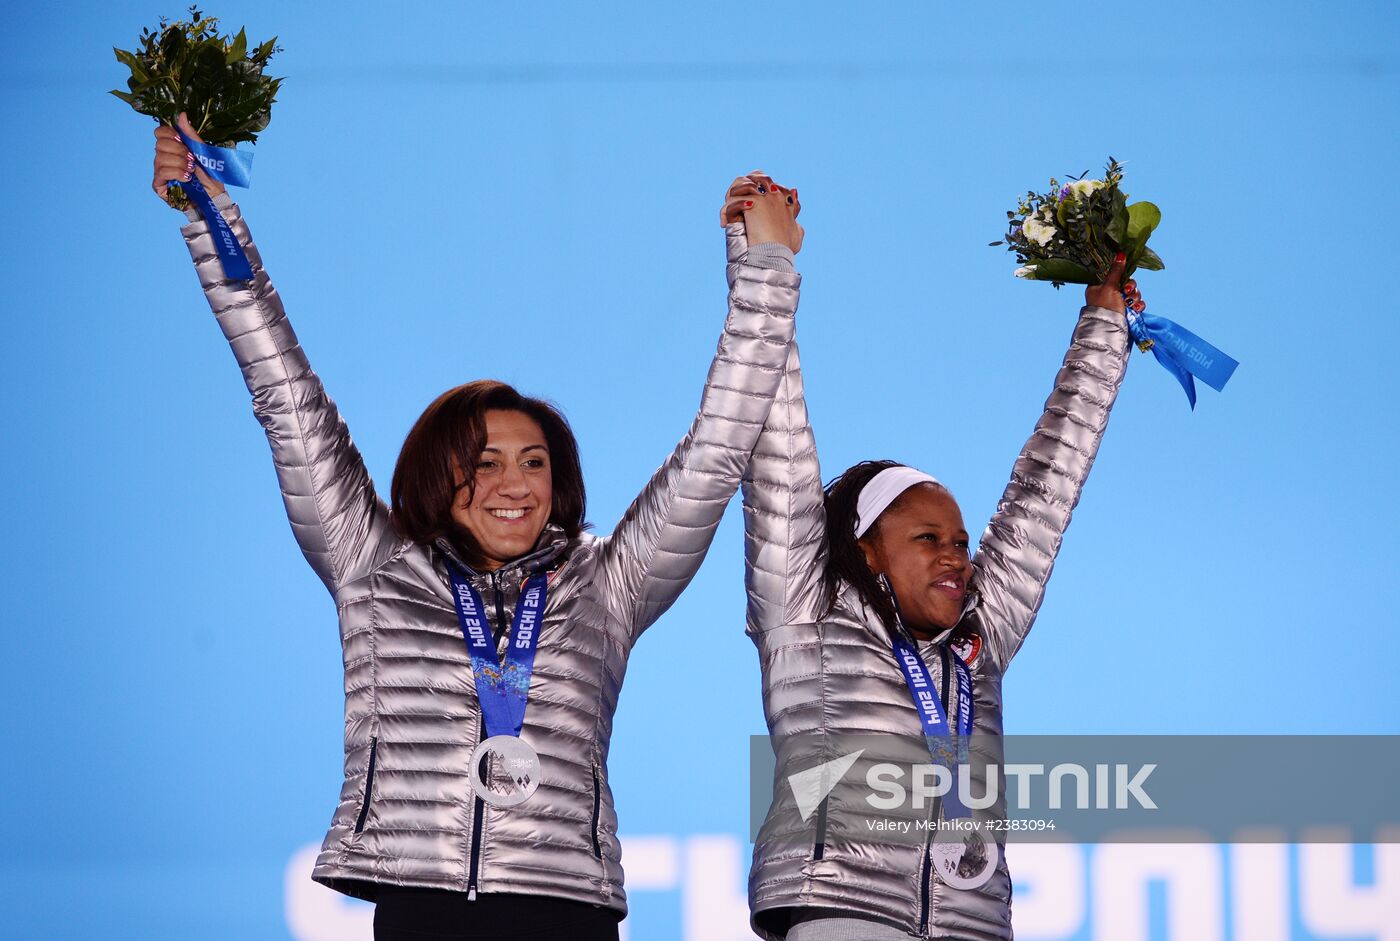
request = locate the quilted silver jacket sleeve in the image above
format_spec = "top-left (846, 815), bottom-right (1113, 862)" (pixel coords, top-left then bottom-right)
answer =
top-left (180, 195), bottom-right (400, 596)
top-left (973, 304), bottom-right (1131, 670)
top-left (735, 225), bottom-right (828, 634)
top-left (598, 222), bottom-right (800, 641)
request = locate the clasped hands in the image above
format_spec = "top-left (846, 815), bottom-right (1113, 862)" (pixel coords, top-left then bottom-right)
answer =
top-left (720, 171), bottom-right (803, 255)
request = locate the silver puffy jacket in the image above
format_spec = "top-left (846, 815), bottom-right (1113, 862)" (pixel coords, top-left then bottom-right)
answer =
top-left (180, 196), bottom-right (800, 915)
top-left (739, 233), bottom-right (1130, 939)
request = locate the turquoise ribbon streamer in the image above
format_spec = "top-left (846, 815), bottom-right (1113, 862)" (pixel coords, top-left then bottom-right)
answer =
top-left (1125, 304), bottom-right (1239, 409)
top-left (170, 130), bottom-right (257, 281)
top-left (180, 133), bottom-right (255, 188)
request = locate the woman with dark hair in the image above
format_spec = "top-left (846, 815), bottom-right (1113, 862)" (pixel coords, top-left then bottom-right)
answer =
top-left (152, 119), bottom-right (802, 939)
top-left (739, 185), bottom-right (1139, 939)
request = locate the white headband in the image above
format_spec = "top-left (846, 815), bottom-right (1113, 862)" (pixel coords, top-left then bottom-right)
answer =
top-left (854, 466), bottom-right (942, 539)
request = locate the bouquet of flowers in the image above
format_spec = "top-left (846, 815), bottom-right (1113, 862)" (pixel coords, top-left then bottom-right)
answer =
top-left (990, 158), bottom-right (1161, 295)
top-left (111, 7), bottom-right (281, 205)
top-left (110, 7), bottom-right (283, 279)
top-left (991, 159), bottom-right (1237, 408)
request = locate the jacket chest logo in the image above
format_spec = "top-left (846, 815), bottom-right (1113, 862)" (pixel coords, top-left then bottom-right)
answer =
top-left (950, 632), bottom-right (983, 670)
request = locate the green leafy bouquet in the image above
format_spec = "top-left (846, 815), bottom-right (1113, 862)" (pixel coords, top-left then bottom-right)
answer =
top-left (991, 159), bottom-right (1240, 408)
top-left (110, 7), bottom-right (282, 208)
top-left (990, 158), bottom-right (1162, 289)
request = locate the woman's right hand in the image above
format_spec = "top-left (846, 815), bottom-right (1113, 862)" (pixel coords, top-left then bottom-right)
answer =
top-left (1084, 251), bottom-right (1145, 315)
top-left (152, 112), bottom-right (225, 203)
top-left (720, 171), bottom-right (803, 254)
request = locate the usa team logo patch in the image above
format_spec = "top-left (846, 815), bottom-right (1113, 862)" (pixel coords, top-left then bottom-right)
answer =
top-left (950, 632), bottom-right (982, 668)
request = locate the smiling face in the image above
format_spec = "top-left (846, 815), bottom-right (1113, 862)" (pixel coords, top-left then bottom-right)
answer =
top-left (858, 483), bottom-right (973, 638)
top-left (451, 409), bottom-right (554, 571)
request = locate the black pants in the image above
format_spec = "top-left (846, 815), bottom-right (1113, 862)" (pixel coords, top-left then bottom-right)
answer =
top-left (374, 887), bottom-right (621, 940)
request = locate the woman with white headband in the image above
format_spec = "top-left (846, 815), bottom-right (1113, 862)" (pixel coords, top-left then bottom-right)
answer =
top-left (737, 176), bottom-right (1139, 939)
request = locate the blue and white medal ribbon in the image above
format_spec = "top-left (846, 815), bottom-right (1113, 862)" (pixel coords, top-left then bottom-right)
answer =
top-left (883, 574), bottom-right (997, 890)
top-left (891, 633), bottom-right (997, 889)
top-left (890, 634), bottom-right (974, 816)
top-left (170, 129), bottom-right (257, 281)
top-left (448, 566), bottom-right (550, 807)
top-left (1126, 304), bottom-right (1239, 409)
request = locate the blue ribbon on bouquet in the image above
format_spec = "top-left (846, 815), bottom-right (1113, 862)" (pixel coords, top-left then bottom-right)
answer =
top-left (1125, 303), bottom-right (1239, 409)
top-left (170, 129), bottom-right (257, 281)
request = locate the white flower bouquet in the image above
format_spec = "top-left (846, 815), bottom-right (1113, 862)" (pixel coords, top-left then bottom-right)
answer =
top-left (991, 158), bottom-right (1159, 306)
top-left (991, 158), bottom-right (1238, 408)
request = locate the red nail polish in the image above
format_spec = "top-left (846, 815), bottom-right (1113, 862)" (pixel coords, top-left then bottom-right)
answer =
top-left (1115, 252), bottom-right (1125, 264)
top-left (745, 201), bottom-right (753, 208)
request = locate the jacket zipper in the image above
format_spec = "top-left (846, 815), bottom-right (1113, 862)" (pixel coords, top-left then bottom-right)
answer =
top-left (466, 785), bottom-right (486, 899)
top-left (918, 846), bottom-right (933, 932)
top-left (490, 570), bottom-right (508, 645)
top-left (467, 571), bottom-right (511, 900)
top-left (590, 763), bottom-right (603, 859)
top-left (813, 795), bottom-right (829, 860)
top-left (353, 736), bottom-right (379, 834)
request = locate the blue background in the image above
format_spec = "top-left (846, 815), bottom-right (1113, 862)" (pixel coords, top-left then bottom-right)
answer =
top-left (2, 2), bottom-right (1397, 938)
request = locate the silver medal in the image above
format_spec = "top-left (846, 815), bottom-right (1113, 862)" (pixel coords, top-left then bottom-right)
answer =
top-left (469, 735), bottom-right (541, 808)
top-left (930, 826), bottom-right (998, 890)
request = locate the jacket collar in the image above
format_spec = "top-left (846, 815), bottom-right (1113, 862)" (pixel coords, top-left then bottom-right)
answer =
top-left (435, 524), bottom-right (569, 585)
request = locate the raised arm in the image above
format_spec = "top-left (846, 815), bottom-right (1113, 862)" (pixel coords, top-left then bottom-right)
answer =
top-left (730, 201), bottom-right (828, 635)
top-left (157, 117), bottom-right (399, 596)
top-left (971, 258), bottom-right (1134, 670)
top-left (598, 174), bottom-right (803, 641)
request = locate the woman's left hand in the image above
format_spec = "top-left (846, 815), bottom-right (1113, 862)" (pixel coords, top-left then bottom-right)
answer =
top-left (720, 171), bottom-right (804, 254)
top-left (1085, 251), bottom-right (1144, 315)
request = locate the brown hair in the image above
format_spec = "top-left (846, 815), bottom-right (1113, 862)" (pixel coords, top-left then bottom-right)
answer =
top-left (390, 380), bottom-right (587, 560)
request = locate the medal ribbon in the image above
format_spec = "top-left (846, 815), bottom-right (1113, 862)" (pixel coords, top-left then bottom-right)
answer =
top-left (891, 634), bottom-right (975, 818)
top-left (170, 128), bottom-right (257, 281)
top-left (448, 567), bottom-right (550, 739)
top-left (1125, 305), bottom-right (1239, 410)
